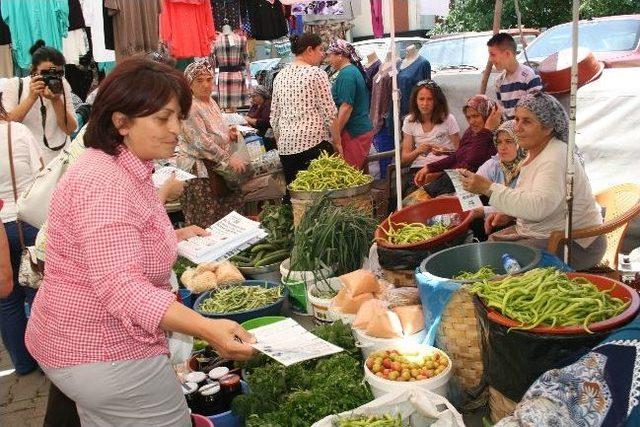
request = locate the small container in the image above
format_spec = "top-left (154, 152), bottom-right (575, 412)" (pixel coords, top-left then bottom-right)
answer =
top-left (196, 382), bottom-right (223, 416)
top-left (501, 253), bottom-right (522, 274)
top-left (208, 366), bottom-right (230, 381)
top-left (185, 371), bottom-right (208, 387)
top-left (218, 374), bottom-right (242, 413)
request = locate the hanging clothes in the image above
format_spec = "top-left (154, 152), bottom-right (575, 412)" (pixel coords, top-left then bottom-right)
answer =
top-left (364, 58), bottom-right (381, 91)
top-left (62, 29), bottom-right (89, 65)
top-left (68, 0), bottom-right (85, 30)
top-left (238, 0), bottom-right (253, 37)
top-left (211, 32), bottom-right (249, 109)
top-left (369, 60), bottom-right (395, 134)
top-left (160, 0), bottom-right (215, 59)
top-left (247, 0), bottom-right (287, 41)
top-left (80, 0), bottom-right (115, 63)
top-left (104, 0), bottom-right (162, 60)
top-left (102, 5), bottom-right (115, 51)
top-left (0, 0), bottom-right (12, 77)
top-left (304, 21), bottom-right (353, 50)
top-left (397, 56), bottom-right (431, 118)
top-left (1, 0), bottom-right (69, 70)
top-left (212, 0), bottom-right (241, 30)
top-left (370, 0), bottom-right (383, 38)
top-left (302, 0), bottom-right (354, 23)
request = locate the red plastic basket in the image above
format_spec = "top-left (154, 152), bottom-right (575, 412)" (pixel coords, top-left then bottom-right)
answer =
top-left (375, 197), bottom-right (473, 250)
top-left (486, 273), bottom-right (640, 335)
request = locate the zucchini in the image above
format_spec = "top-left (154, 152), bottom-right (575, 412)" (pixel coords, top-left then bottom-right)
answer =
top-left (254, 250), bottom-right (290, 267)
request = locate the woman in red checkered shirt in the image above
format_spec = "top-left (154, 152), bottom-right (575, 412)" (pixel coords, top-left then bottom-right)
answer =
top-left (25, 57), bottom-right (255, 427)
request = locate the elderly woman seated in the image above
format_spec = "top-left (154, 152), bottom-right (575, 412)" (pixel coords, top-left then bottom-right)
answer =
top-left (245, 85), bottom-right (275, 151)
top-left (460, 92), bottom-right (605, 270)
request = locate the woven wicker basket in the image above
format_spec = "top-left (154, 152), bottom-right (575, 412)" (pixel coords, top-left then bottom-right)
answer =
top-left (436, 289), bottom-right (484, 392)
top-left (381, 269), bottom-right (416, 287)
top-left (489, 386), bottom-right (517, 422)
top-left (290, 187), bottom-right (373, 226)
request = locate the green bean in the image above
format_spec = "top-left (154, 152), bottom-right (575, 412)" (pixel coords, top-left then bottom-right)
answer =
top-left (466, 268), bottom-right (630, 333)
top-left (378, 219), bottom-right (449, 245)
top-left (198, 284), bottom-right (282, 314)
top-left (454, 266), bottom-right (497, 280)
top-left (289, 151), bottom-right (372, 191)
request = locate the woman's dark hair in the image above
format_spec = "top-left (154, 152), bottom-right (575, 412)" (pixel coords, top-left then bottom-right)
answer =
top-left (29, 40), bottom-right (65, 69)
top-left (84, 57), bottom-right (192, 156)
top-left (290, 33), bottom-right (322, 56)
top-left (0, 93), bottom-right (7, 120)
top-left (408, 81), bottom-right (449, 125)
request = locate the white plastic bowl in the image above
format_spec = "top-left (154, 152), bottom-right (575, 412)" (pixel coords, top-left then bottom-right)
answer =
top-left (363, 344), bottom-right (453, 399)
top-left (279, 258), bottom-right (335, 283)
top-left (353, 327), bottom-right (428, 359)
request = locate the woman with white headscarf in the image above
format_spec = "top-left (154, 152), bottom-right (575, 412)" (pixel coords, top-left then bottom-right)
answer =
top-left (460, 91), bottom-right (605, 270)
top-left (178, 60), bottom-right (247, 228)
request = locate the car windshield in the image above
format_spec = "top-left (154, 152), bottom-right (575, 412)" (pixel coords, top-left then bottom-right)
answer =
top-left (526, 19), bottom-right (640, 59)
top-left (419, 37), bottom-right (464, 69)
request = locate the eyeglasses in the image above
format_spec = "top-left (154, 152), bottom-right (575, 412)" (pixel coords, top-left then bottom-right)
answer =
top-left (416, 80), bottom-right (439, 89)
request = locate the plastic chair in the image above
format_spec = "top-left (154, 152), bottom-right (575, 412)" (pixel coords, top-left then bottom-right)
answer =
top-left (547, 183), bottom-right (640, 270)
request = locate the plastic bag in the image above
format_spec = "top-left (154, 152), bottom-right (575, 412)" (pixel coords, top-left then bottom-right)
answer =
top-left (416, 271), bottom-right (461, 346)
top-left (167, 332), bottom-right (193, 365)
top-left (311, 388), bottom-right (465, 427)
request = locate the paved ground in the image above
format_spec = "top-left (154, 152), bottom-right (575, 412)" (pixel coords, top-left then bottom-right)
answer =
top-left (0, 340), bottom-right (48, 427)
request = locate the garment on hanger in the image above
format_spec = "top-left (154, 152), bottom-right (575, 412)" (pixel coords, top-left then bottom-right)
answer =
top-left (80, 0), bottom-right (115, 63)
top-left (211, 32), bottom-right (249, 109)
top-left (370, 0), bottom-right (383, 38)
top-left (1, 0), bottom-right (69, 69)
top-left (62, 28), bottom-right (89, 65)
top-left (102, 6), bottom-right (115, 51)
top-left (397, 56), bottom-right (431, 118)
top-left (369, 60), bottom-right (394, 134)
top-left (302, 0), bottom-right (354, 23)
top-left (104, 0), bottom-right (162, 60)
top-left (364, 58), bottom-right (381, 90)
top-left (212, 0), bottom-right (241, 30)
top-left (304, 21), bottom-right (353, 50)
top-left (248, 0), bottom-right (287, 41)
top-left (238, 0), bottom-right (253, 37)
top-left (68, 0), bottom-right (85, 30)
top-left (160, 0), bottom-right (215, 59)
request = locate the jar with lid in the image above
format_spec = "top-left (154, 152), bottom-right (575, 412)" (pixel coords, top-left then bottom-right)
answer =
top-left (218, 373), bottom-right (242, 413)
top-left (195, 382), bottom-right (223, 416)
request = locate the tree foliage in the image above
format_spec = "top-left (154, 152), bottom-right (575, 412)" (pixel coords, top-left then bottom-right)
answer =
top-left (433, 0), bottom-right (640, 34)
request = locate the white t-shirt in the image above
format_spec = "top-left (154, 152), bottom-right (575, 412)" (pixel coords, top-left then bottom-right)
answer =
top-left (402, 113), bottom-right (460, 168)
top-left (3, 76), bottom-right (75, 165)
top-left (0, 121), bottom-right (43, 223)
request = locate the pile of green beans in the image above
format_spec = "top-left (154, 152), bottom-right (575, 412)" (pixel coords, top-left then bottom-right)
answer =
top-left (379, 220), bottom-right (449, 245)
top-left (467, 268), bottom-right (630, 333)
top-left (289, 151), bottom-right (372, 191)
top-left (198, 284), bottom-right (282, 314)
top-left (337, 414), bottom-right (403, 427)
top-left (454, 266), bottom-right (497, 280)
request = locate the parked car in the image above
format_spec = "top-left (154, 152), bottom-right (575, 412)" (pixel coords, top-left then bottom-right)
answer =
top-left (419, 29), bottom-right (539, 71)
top-left (249, 58), bottom-right (281, 88)
top-left (353, 37), bottom-right (428, 62)
top-left (518, 15), bottom-right (640, 68)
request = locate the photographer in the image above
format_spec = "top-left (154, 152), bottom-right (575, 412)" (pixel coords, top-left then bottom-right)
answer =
top-left (5, 40), bottom-right (77, 165)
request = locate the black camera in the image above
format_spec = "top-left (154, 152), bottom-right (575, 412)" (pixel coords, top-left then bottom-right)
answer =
top-left (40, 68), bottom-right (64, 94)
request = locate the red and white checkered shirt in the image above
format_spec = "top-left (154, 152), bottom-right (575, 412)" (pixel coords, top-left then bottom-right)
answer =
top-left (25, 148), bottom-right (177, 369)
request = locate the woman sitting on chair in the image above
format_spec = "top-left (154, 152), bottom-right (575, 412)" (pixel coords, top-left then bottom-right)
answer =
top-left (459, 92), bottom-right (605, 270)
top-left (406, 95), bottom-right (495, 205)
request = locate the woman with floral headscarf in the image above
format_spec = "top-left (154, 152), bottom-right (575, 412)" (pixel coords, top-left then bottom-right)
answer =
top-left (178, 59), bottom-right (247, 228)
top-left (411, 94), bottom-right (496, 200)
top-left (326, 39), bottom-right (374, 169)
top-left (460, 92), bottom-right (604, 270)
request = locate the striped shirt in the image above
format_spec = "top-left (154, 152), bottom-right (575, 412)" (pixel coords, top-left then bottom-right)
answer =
top-left (494, 64), bottom-right (542, 120)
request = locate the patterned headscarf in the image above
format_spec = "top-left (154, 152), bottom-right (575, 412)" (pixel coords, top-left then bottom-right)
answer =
top-left (327, 39), bottom-right (361, 65)
top-left (463, 94), bottom-right (497, 120)
top-left (252, 85), bottom-right (271, 100)
top-left (495, 120), bottom-right (526, 186)
top-left (517, 91), bottom-right (569, 142)
top-left (184, 59), bottom-right (213, 85)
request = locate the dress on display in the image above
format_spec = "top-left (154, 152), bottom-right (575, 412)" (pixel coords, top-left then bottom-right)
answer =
top-left (397, 56), bottom-right (431, 118)
top-left (211, 32), bottom-right (249, 109)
